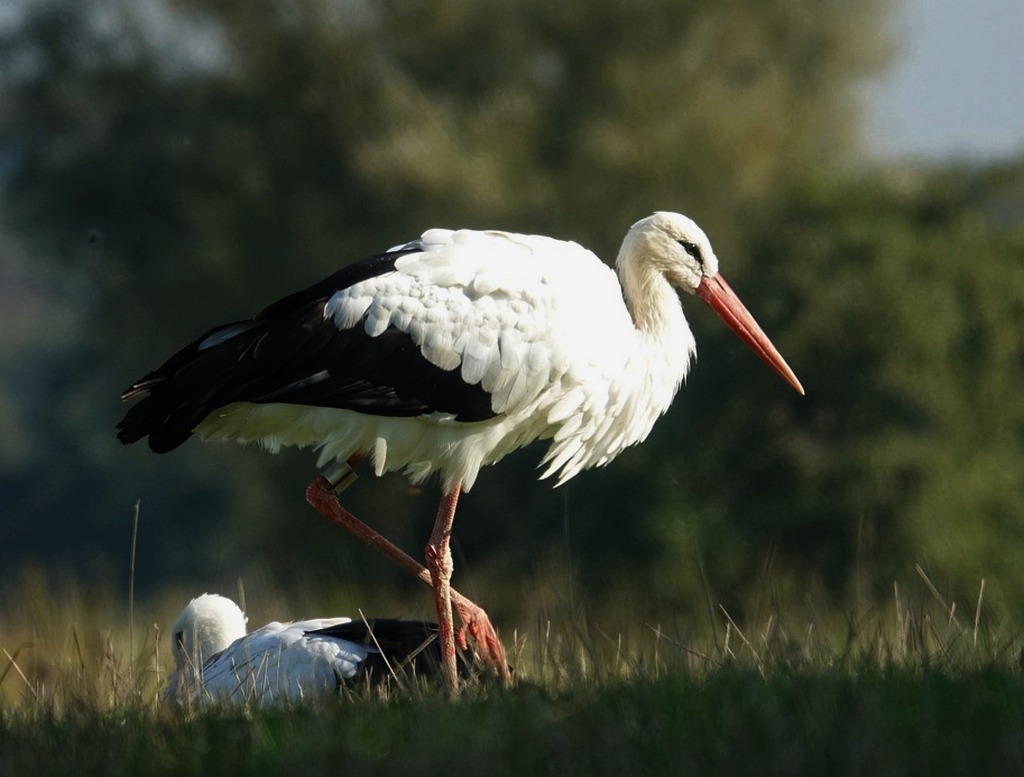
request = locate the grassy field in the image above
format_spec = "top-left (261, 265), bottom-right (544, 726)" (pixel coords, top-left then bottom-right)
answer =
top-left (3, 574), bottom-right (1024, 776)
top-left (4, 668), bottom-right (1024, 776)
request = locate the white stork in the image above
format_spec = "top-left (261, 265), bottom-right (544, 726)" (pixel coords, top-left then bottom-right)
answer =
top-left (166, 593), bottom-right (449, 706)
top-left (118, 212), bottom-right (803, 692)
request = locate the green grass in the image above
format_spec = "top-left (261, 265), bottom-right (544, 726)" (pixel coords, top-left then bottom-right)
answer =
top-left (4, 669), bottom-right (1024, 776)
top-left (3, 572), bottom-right (1024, 776)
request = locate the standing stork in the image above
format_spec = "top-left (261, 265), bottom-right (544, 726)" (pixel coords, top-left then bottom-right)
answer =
top-left (117, 212), bottom-right (803, 692)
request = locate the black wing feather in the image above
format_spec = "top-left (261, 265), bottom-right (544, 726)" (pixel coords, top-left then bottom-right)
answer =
top-left (116, 247), bottom-right (496, 453)
top-left (307, 619), bottom-right (472, 684)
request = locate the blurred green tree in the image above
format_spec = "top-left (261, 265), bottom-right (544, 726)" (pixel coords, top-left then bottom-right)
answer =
top-left (9, 0), bottom-right (1020, 628)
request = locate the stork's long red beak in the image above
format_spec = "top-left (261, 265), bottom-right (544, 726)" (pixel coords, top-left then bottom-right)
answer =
top-left (696, 274), bottom-right (805, 395)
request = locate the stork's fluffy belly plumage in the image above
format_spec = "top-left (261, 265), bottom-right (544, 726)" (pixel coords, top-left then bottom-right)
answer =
top-left (194, 364), bottom-right (669, 492)
top-left (195, 401), bottom-right (556, 491)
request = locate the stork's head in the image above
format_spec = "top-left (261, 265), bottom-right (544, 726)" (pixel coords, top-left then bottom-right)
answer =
top-left (170, 593), bottom-right (248, 672)
top-left (622, 211), bottom-right (804, 395)
top-left (624, 211), bottom-right (720, 291)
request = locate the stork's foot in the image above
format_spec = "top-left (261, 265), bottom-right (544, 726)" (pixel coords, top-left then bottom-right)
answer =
top-left (453, 596), bottom-right (511, 683)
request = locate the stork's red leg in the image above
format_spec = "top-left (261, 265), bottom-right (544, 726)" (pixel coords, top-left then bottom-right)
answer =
top-left (428, 489), bottom-right (510, 685)
top-left (305, 475), bottom-right (424, 580)
top-left (425, 486), bottom-right (460, 693)
top-left (304, 473), bottom-right (510, 686)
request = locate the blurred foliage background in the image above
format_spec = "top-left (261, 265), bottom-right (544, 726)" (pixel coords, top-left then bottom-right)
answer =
top-left (0, 0), bottom-right (1021, 632)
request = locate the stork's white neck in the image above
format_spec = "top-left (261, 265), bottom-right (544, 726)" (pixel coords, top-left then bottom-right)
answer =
top-left (616, 234), bottom-right (697, 370)
top-left (605, 236), bottom-right (697, 454)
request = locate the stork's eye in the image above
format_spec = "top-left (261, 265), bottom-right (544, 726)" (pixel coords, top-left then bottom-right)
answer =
top-left (678, 240), bottom-right (702, 263)
top-left (174, 631), bottom-right (185, 649)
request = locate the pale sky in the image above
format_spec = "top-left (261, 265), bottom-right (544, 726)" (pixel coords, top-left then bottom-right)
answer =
top-left (867, 0), bottom-right (1024, 160)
